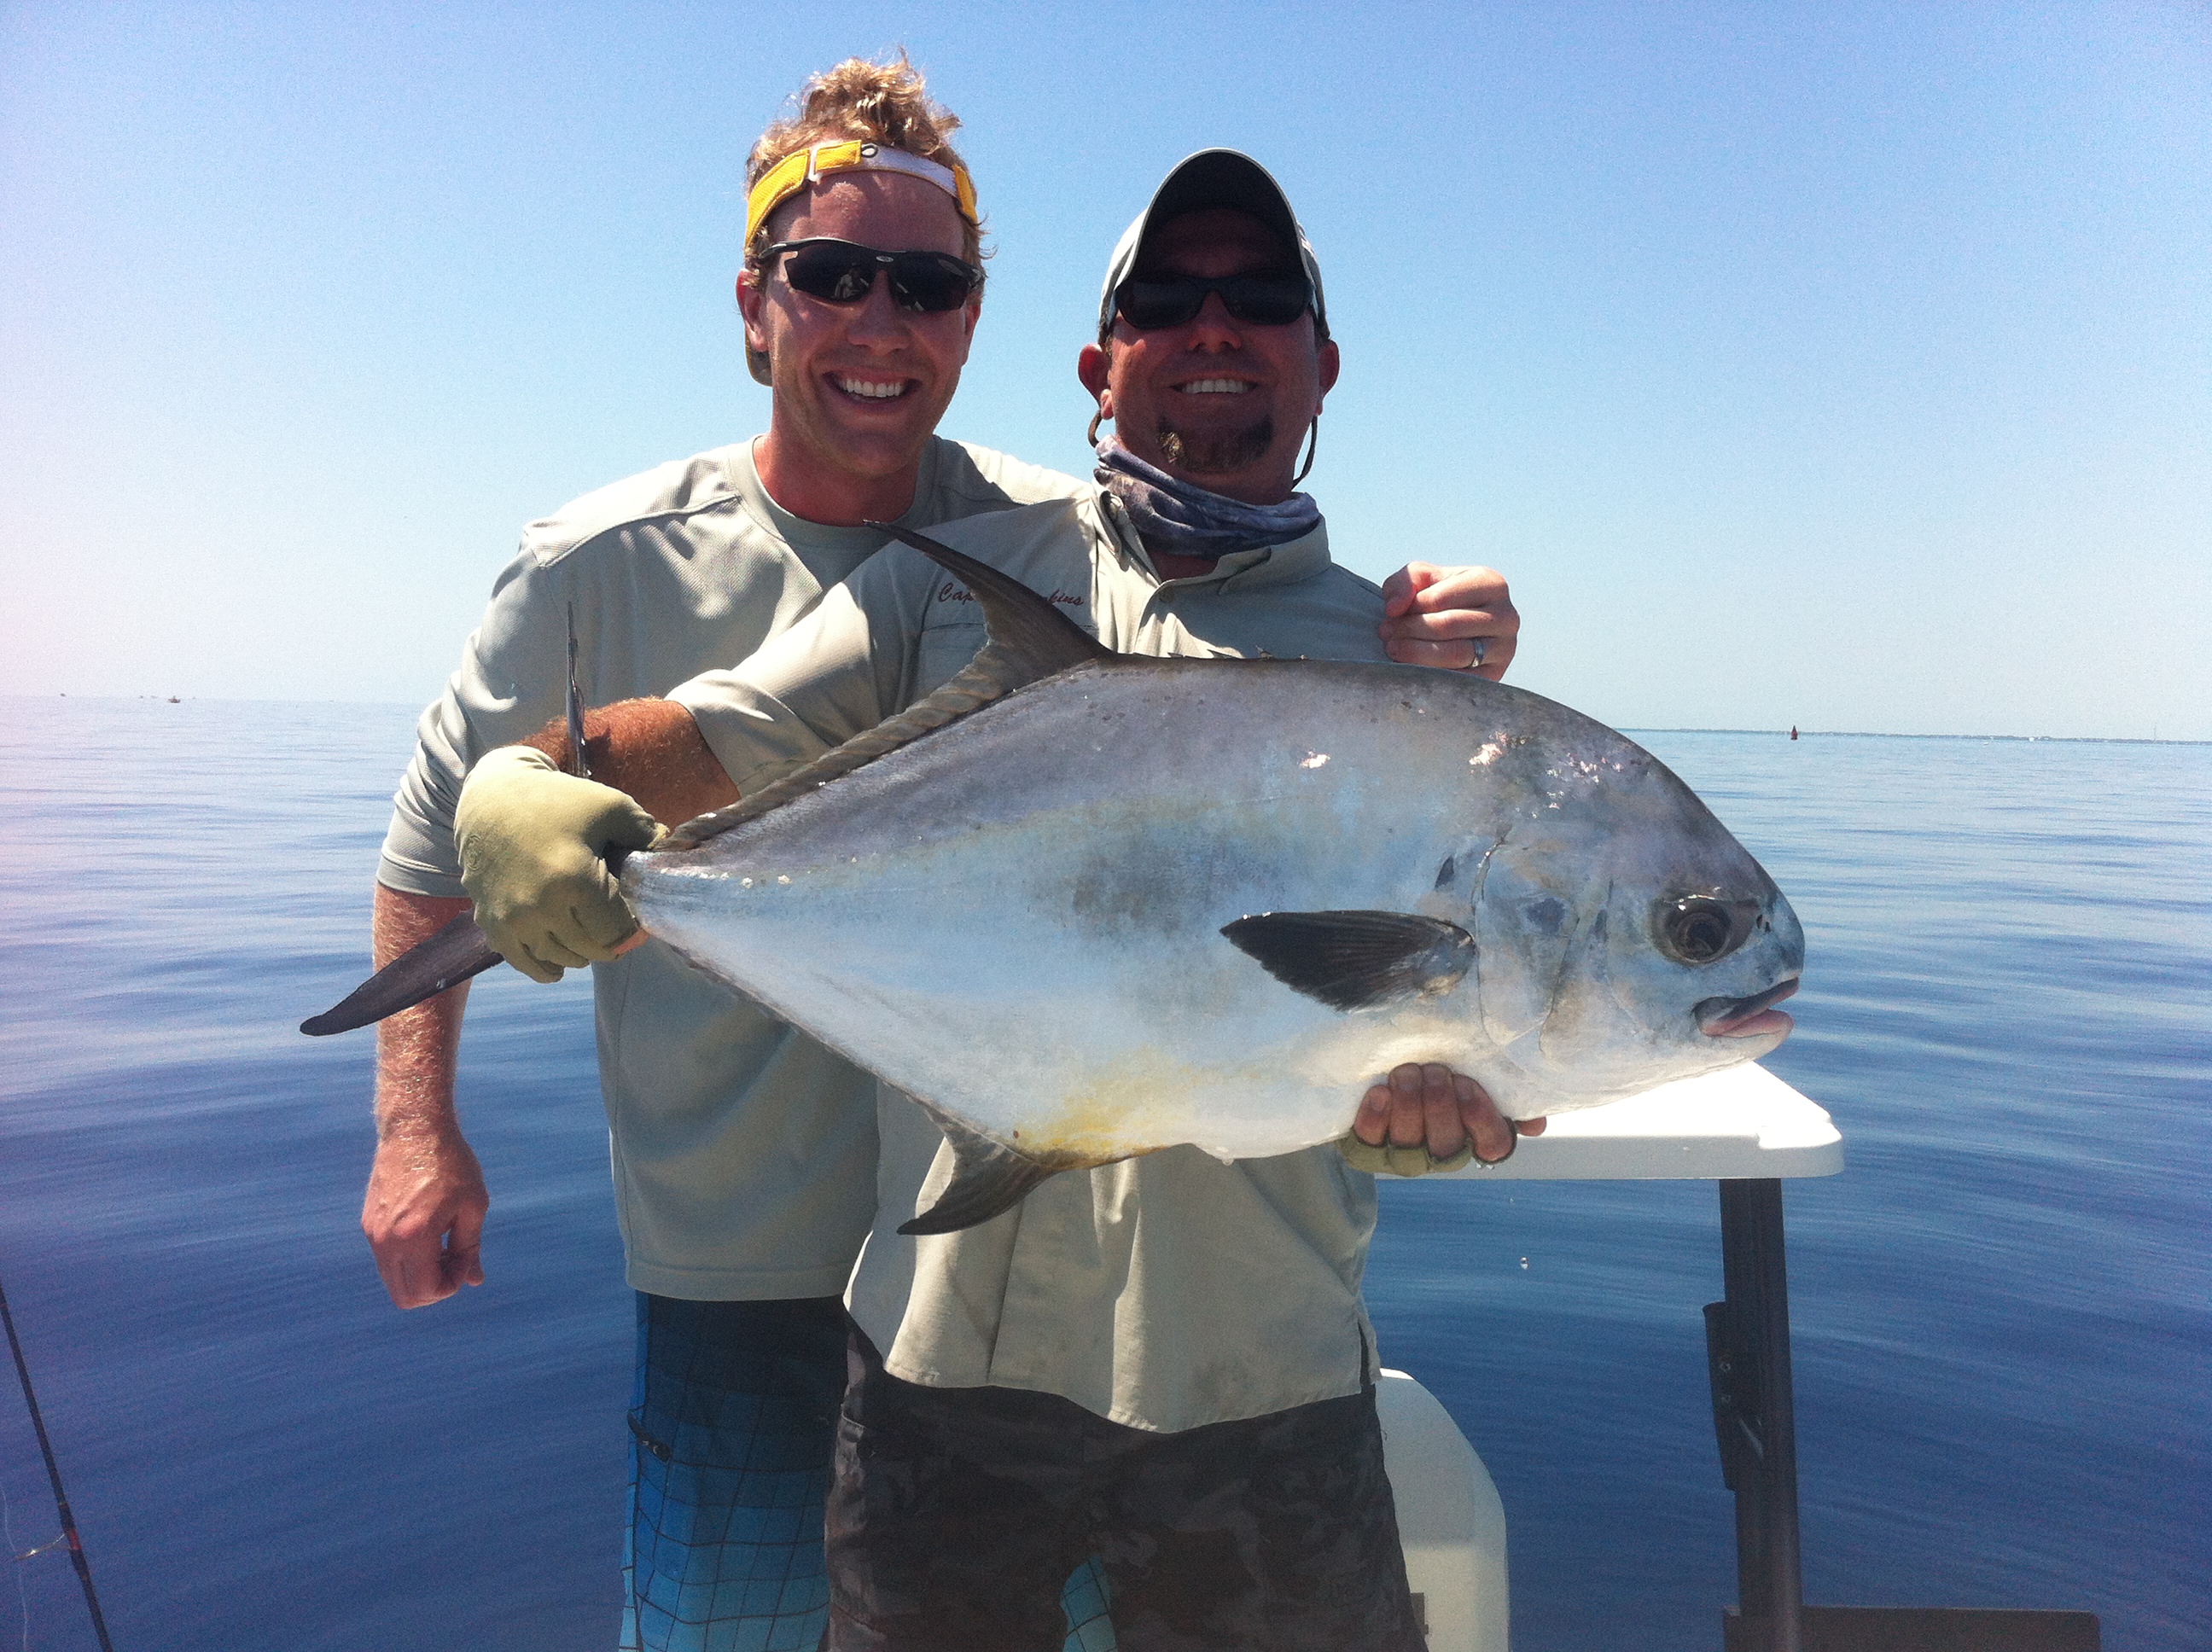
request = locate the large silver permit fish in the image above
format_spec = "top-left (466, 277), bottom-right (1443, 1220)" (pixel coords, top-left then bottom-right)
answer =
top-left (623, 531), bottom-right (1805, 1235)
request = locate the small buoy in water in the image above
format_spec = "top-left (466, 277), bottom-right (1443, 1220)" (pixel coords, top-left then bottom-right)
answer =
top-left (1789, 725), bottom-right (1798, 741)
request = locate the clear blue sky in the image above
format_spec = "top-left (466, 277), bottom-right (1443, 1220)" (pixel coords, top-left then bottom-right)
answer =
top-left (3, 1), bottom-right (2205, 737)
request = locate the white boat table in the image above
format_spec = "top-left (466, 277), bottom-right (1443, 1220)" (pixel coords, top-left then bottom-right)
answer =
top-left (1416, 1064), bottom-right (2098, 1652)
top-left (1428, 1061), bottom-right (1844, 1184)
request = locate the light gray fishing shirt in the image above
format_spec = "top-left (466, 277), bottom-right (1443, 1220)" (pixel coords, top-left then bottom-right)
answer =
top-left (669, 488), bottom-right (1418, 1429)
top-left (377, 438), bottom-right (1079, 1300)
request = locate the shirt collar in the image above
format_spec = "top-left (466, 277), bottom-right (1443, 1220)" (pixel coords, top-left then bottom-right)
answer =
top-left (725, 437), bottom-right (951, 556)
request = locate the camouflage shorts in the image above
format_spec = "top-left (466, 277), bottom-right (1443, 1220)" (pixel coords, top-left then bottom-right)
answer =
top-left (826, 1329), bottom-right (1424, 1652)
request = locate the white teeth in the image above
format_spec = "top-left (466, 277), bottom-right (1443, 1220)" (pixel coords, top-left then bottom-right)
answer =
top-left (838, 376), bottom-right (907, 399)
top-left (1179, 378), bottom-right (1253, 394)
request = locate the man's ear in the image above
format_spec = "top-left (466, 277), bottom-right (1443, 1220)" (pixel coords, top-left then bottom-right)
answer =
top-left (1077, 341), bottom-right (1112, 418)
top-left (1315, 336), bottom-right (1342, 407)
top-left (737, 268), bottom-right (771, 358)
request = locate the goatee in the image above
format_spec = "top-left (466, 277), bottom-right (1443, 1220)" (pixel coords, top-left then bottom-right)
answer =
top-left (1156, 415), bottom-right (1275, 476)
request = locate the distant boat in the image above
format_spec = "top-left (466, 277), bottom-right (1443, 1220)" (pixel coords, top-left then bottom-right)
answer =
top-left (167, 696), bottom-right (180, 704)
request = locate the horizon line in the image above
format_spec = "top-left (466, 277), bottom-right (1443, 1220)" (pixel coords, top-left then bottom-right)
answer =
top-left (13, 694), bottom-right (2207, 747)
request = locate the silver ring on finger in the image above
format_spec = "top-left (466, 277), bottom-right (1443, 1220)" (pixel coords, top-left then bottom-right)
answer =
top-left (1470, 637), bottom-right (1489, 669)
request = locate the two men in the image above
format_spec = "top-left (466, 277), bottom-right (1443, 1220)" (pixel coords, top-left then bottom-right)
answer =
top-left (454, 147), bottom-right (1534, 1649)
top-left (371, 55), bottom-right (1515, 1651)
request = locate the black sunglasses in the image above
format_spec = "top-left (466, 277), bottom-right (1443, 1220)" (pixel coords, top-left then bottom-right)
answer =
top-left (1114, 272), bottom-right (1313, 331)
top-left (760, 238), bottom-right (984, 314)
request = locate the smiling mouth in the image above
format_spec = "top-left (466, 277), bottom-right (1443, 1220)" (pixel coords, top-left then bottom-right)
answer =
top-left (832, 374), bottom-right (912, 402)
top-left (1173, 378), bottom-right (1256, 396)
top-left (1694, 977), bottom-right (1801, 1038)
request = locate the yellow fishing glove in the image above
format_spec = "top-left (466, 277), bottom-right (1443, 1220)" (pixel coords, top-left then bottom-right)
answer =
top-left (1335, 1132), bottom-right (1477, 1177)
top-left (456, 747), bottom-right (665, 983)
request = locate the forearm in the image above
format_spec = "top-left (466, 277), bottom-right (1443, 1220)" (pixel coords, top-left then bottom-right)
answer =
top-left (366, 881), bottom-right (491, 1307)
top-left (516, 699), bottom-right (738, 826)
top-left (372, 882), bottom-right (474, 1141)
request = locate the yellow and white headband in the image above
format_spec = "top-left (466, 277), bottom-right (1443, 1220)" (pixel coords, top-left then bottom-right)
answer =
top-left (745, 140), bottom-right (978, 247)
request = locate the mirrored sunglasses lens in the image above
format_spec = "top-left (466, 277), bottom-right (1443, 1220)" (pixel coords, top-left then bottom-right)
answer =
top-left (784, 246), bottom-right (879, 303)
top-left (888, 254), bottom-right (976, 312)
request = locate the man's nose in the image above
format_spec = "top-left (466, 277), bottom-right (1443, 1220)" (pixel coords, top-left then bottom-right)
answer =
top-left (1185, 291), bottom-right (1244, 350)
top-left (844, 271), bottom-right (910, 347)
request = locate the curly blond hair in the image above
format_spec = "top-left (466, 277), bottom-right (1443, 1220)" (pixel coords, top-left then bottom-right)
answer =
top-left (746, 51), bottom-right (981, 262)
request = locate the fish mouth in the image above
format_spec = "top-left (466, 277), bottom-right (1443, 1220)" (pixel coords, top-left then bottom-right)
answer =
top-left (1694, 976), bottom-right (1800, 1038)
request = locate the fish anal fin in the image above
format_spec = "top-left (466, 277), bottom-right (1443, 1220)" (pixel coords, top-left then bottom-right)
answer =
top-left (1221, 910), bottom-right (1476, 1013)
top-left (898, 1096), bottom-right (1099, 1236)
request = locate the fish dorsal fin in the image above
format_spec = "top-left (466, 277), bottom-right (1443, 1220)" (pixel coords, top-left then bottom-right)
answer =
top-left (1221, 910), bottom-right (1477, 1012)
top-left (665, 525), bottom-right (1120, 851)
top-left (877, 524), bottom-right (1117, 683)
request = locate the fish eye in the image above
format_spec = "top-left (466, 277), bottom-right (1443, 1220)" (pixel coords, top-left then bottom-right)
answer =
top-left (1655, 895), bottom-right (1745, 965)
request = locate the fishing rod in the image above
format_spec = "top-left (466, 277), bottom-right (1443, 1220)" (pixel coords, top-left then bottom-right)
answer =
top-left (0, 1272), bottom-right (115, 1652)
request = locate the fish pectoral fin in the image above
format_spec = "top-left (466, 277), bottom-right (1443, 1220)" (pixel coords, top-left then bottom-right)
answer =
top-left (1221, 910), bottom-right (1476, 1013)
top-left (300, 911), bottom-right (504, 1036)
top-left (899, 1099), bottom-right (1079, 1236)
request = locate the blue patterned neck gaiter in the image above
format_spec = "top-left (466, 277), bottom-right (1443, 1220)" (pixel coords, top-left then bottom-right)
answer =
top-left (1094, 439), bottom-right (1321, 562)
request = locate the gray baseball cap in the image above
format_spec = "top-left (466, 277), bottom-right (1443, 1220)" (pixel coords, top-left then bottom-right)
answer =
top-left (1095, 149), bottom-right (1328, 342)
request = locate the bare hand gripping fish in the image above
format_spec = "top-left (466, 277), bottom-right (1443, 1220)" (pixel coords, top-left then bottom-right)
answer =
top-left (307, 530), bottom-right (1804, 1234)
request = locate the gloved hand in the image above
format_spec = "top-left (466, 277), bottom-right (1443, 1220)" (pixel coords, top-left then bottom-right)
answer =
top-left (456, 746), bottom-right (665, 982)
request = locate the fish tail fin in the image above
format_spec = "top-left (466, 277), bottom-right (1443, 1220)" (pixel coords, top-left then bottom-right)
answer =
top-left (899, 1098), bottom-right (1066, 1236)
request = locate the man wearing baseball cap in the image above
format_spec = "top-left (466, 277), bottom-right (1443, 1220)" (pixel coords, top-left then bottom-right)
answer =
top-left (455, 146), bottom-right (1530, 1649)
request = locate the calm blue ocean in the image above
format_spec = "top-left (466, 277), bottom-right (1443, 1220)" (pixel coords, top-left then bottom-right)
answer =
top-left (0, 698), bottom-right (2204, 1650)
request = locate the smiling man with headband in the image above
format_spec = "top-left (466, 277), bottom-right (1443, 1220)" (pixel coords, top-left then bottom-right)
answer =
top-left (362, 56), bottom-right (1086, 1652)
